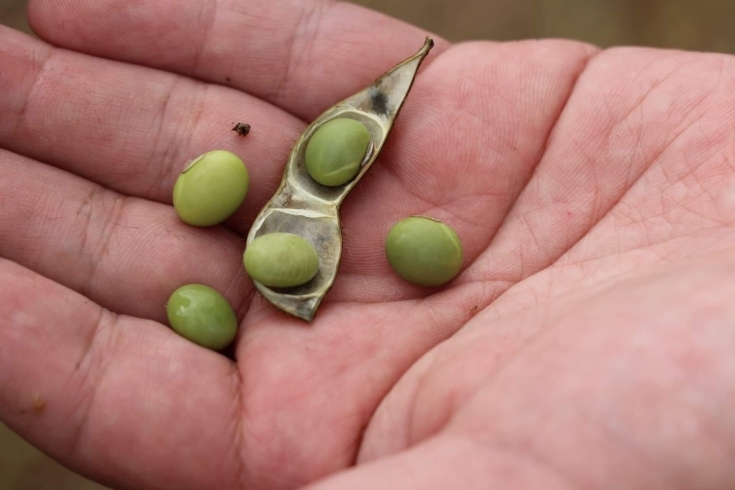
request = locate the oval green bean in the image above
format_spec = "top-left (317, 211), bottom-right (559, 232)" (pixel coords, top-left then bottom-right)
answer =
top-left (304, 118), bottom-right (371, 186)
top-left (173, 150), bottom-right (249, 226)
top-left (166, 284), bottom-right (239, 350)
top-left (244, 233), bottom-right (320, 288)
top-left (385, 216), bottom-right (464, 286)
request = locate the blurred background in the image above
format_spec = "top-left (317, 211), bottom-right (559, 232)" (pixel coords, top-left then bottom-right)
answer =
top-left (1, 0), bottom-right (734, 488)
top-left (4, 0), bottom-right (735, 52)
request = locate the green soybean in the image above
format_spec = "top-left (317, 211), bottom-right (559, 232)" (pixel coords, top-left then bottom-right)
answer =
top-left (173, 150), bottom-right (249, 227)
top-left (244, 233), bottom-right (320, 288)
top-left (385, 216), bottom-right (464, 286)
top-left (166, 284), bottom-right (239, 350)
top-left (304, 118), bottom-right (371, 186)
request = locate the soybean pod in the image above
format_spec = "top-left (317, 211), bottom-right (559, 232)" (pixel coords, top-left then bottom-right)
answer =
top-left (245, 37), bottom-right (434, 321)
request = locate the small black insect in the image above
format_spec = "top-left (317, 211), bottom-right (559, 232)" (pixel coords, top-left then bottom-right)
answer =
top-left (232, 122), bottom-right (251, 137)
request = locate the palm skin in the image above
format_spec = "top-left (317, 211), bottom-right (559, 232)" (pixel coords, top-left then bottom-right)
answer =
top-left (1, 1), bottom-right (734, 489)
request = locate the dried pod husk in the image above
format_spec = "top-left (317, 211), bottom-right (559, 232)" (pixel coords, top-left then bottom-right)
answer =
top-left (246, 37), bottom-right (434, 321)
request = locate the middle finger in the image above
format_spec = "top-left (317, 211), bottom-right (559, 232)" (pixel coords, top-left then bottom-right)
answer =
top-left (0, 27), bottom-right (303, 235)
top-left (0, 148), bottom-right (250, 324)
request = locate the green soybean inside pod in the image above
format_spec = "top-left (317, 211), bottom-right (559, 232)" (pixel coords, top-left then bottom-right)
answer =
top-left (246, 37), bottom-right (434, 321)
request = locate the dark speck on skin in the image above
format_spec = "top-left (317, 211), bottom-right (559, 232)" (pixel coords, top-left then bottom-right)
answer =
top-left (232, 123), bottom-right (251, 136)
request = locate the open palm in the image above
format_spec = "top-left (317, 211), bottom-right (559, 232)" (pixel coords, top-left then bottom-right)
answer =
top-left (2, 1), bottom-right (735, 489)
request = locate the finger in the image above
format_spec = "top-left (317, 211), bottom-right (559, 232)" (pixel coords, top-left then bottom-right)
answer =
top-left (0, 148), bottom-right (250, 324)
top-left (0, 26), bottom-right (301, 234)
top-left (28, 0), bottom-right (449, 120)
top-left (305, 435), bottom-right (570, 490)
top-left (0, 260), bottom-right (244, 490)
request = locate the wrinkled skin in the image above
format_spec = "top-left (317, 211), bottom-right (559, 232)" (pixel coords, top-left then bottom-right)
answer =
top-left (1, 1), bottom-right (735, 489)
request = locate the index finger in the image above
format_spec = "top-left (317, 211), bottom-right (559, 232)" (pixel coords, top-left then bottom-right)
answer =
top-left (28, 0), bottom-right (449, 120)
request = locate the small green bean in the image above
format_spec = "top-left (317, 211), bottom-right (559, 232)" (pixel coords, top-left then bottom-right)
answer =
top-left (173, 150), bottom-right (249, 226)
top-left (304, 118), bottom-right (371, 186)
top-left (385, 216), bottom-right (464, 286)
top-left (166, 284), bottom-right (239, 350)
top-left (244, 233), bottom-right (320, 288)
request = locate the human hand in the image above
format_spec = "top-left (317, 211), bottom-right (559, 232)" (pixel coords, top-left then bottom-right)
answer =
top-left (1, 1), bottom-right (734, 489)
